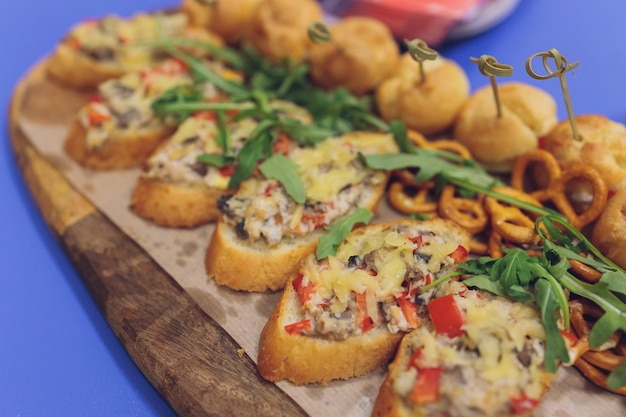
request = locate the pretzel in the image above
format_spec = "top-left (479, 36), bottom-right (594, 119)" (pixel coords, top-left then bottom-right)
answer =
top-left (437, 185), bottom-right (488, 233)
top-left (511, 149), bottom-right (608, 229)
top-left (568, 258), bottom-right (603, 283)
top-left (387, 181), bottom-right (438, 215)
top-left (486, 229), bottom-right (543, 259)
top-left (484, 187), bottom-right (544, 245)
top-left (569, 299), bottom-right (626, 396)
top-left (408, 130), bottom-right (473, 159)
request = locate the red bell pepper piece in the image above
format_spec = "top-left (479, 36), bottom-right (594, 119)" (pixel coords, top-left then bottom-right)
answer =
top-left (428, 294), bottom-right (465, 338)
top-left (510, 392), bottom-right (541, 414)
top-left (411, 367), bottom-right (443, 405)
top-left (356, 291), bottom-right (376, 333)
top-left (218, 164), bottom-right (236, 178)
top-left (397, 297), bottom-right (420, 329)
top-left (301, 212), bottom-right (326, 229)
top-left (409, 235), bottom-right (423, 248)
top-left (193, 110), bottom-right (218, 121)
top-left (284, 319), bottom-right (312, 335)
top-left (448, 245), bottom-right (468, 264)
top-left (86, 102), bottom-right (111, 126)
top-left (292, 274), bottom-right (316, 306)
top-left (272, 134), bottom-right (291, 155)
top-left (560, 329), bottom-right (577, 347)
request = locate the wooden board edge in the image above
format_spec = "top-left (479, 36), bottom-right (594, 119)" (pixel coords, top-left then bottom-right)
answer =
top-left (7, 63), bottom-right (308, 417)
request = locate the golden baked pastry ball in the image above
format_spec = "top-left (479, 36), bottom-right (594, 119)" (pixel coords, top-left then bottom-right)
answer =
top-left (541, 114), bottom-right (626, 193)
top-left (181, 0), bottom-right (262, 44)
top-left (453, 82), bottom-right (558, 173)
top-left (592, 186), bottom-right (626, 269)
top-left (375, 53), bottom-right (469, 135)
top-left (243, 0), bottom-right (323, 63)
top-left (309, 16), bottom-right (400, 96)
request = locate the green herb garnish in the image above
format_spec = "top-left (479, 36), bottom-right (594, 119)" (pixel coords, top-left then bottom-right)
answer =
top-left (454, 214), bottom-right (626, 385)
top-left (259, 154), bottom-right (305, 204)
top-left (316, 208), bottom-right (374, 260)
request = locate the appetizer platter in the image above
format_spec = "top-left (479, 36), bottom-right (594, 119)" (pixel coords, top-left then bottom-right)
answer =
top-left (8, 0), bottom-right (626, 416)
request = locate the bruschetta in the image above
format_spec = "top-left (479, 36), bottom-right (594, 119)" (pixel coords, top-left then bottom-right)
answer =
top-left (47, 11), bottom-right (221, 88)
top-left (371, 279), bottom-right (555, 417)
top-left (257, 218), bottom-right (471, 384)
top-left (130, 100), bottom-right (312, 227)
top-left (64, 57), bottom-right (238, 169)
top-left (205, 131), bottom-right (399, 292)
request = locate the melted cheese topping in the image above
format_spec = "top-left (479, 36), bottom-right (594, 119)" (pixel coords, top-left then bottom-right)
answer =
top-left (316, 226), bottom-right (459, 301)
top-left (393, 280), bottom-right (551, 417)
top-left (220, 132), bottom-right (397, 246)
top-left (69, 13), bottom-right (189, 70)
top-left (288, 222), bottom-right (468, 340)
top-left (81, 60), bottom-right (238, 149)
top-left (289, 135), bottom-right (391, 202)
top-left (142, 100), bottom-right (311, 188)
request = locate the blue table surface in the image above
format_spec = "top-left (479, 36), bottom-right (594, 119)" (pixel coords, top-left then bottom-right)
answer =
top-left (2, 1), bottom-right (626, 416)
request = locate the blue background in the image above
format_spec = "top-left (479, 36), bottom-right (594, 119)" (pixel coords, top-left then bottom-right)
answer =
top-left (2, 1), bottom-right (626, 416)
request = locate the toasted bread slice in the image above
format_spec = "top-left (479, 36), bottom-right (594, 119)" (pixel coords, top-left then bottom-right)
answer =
top-left (47, 12), bottom-right (221, 88)
top-left (64, 56), bottom-right (243, 170)
top-left (64, 117), bottom-right (175, 169)
top-left (63, 57), bottom-right (195, 169)
top-left (372, 280), bottom-right (556, 417)
top-left (205, 131), bottom-right (399, 292)
top-left (257, 218), bottom-right (471, 384)
top-left (130, 100), bottom-right (312, 227)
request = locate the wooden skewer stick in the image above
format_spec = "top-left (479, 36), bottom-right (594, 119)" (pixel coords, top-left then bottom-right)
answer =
top-left (307, 22), bottom-right (332, 44)
top-left (404, 39), bottom-right (438, 84)
top-left (470, 55), bottom-right (513, 118)
top-left (526, 48), bottom-right (580, 140)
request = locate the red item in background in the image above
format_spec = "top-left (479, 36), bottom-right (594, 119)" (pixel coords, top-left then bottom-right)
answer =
top-left (320, 0), bottom-right (484, 46)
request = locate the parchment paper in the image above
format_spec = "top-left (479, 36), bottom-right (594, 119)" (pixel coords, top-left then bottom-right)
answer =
top-left (17, 61), bottom-right (626, 417)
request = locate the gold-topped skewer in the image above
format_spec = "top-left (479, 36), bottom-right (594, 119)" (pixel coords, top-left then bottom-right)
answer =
top-left (470, 55), bottom-right (513, 118)
top-left (526, 48), bottom-right (580, 140)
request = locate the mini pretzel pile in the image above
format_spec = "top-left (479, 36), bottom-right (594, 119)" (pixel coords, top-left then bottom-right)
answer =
top-left (387, 130), bottom-right (609, 258)
top-left (386, 130), bottom-right (625, 395)
top-left (567, 258), bottom-right (626, 396)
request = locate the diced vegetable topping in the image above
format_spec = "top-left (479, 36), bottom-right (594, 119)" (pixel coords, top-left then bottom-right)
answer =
top-left (356, 291), bottom-right (376, 333)
top-left (448, 244), bottom-right (468, 264)
top-left (510, 392), bottom-right (541, 414)
top-left (397, 296), bottom-right (420, 329)
top-left (428, 294), bottom-right (466, 338)
top-left (284, 319), bottom-right (312, 335)
top-left (411, 367), bottom-right (443, 405)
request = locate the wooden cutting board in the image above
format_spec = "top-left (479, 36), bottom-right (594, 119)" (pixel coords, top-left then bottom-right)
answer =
top-left (8, 61), bottom-right (308, 417)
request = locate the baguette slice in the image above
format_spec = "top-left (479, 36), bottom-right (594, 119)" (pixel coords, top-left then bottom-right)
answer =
top-left (131, 100), bottom-right (311, 227)
top-left (63, 57), bottom-right (193, 169)
top-left (257, 218), bottom-right (471, 385)
top-left (64, 57), bottom-right (237, 170)
top-left (205, 131), bottom-right (399, 292)
top-left (47, 12), bottom-right (221, 88)
top-left (372, 280), bottom-right (556, 417)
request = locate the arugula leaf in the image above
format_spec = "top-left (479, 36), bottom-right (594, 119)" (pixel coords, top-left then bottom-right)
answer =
top-left (607, 362), bottom-right (626, 390)
top-left (151, 84), bottom-right (204, 121)
top-left (389, 120), bottom-right (412, 153)
top-left (197, 153), bottom-right (233, 167)
top-left (361, 152), bottom-right (500, 189)
top-left (165, 47), bottom-right (249, 97)
top-left (316, 208), bottom-right (374, 260)
top-left (278, 118), bottom-right (333, 146)
top-left (259, 154), bottom-right (305, 204)
top-left (214, 110), bottom-right (232, 157)
top-left (228, 131), bottom-right (272, 189)
top-left (462, 275), bottom-right (506, 296)
top-left (535, 279), bottom-right (570, 372)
